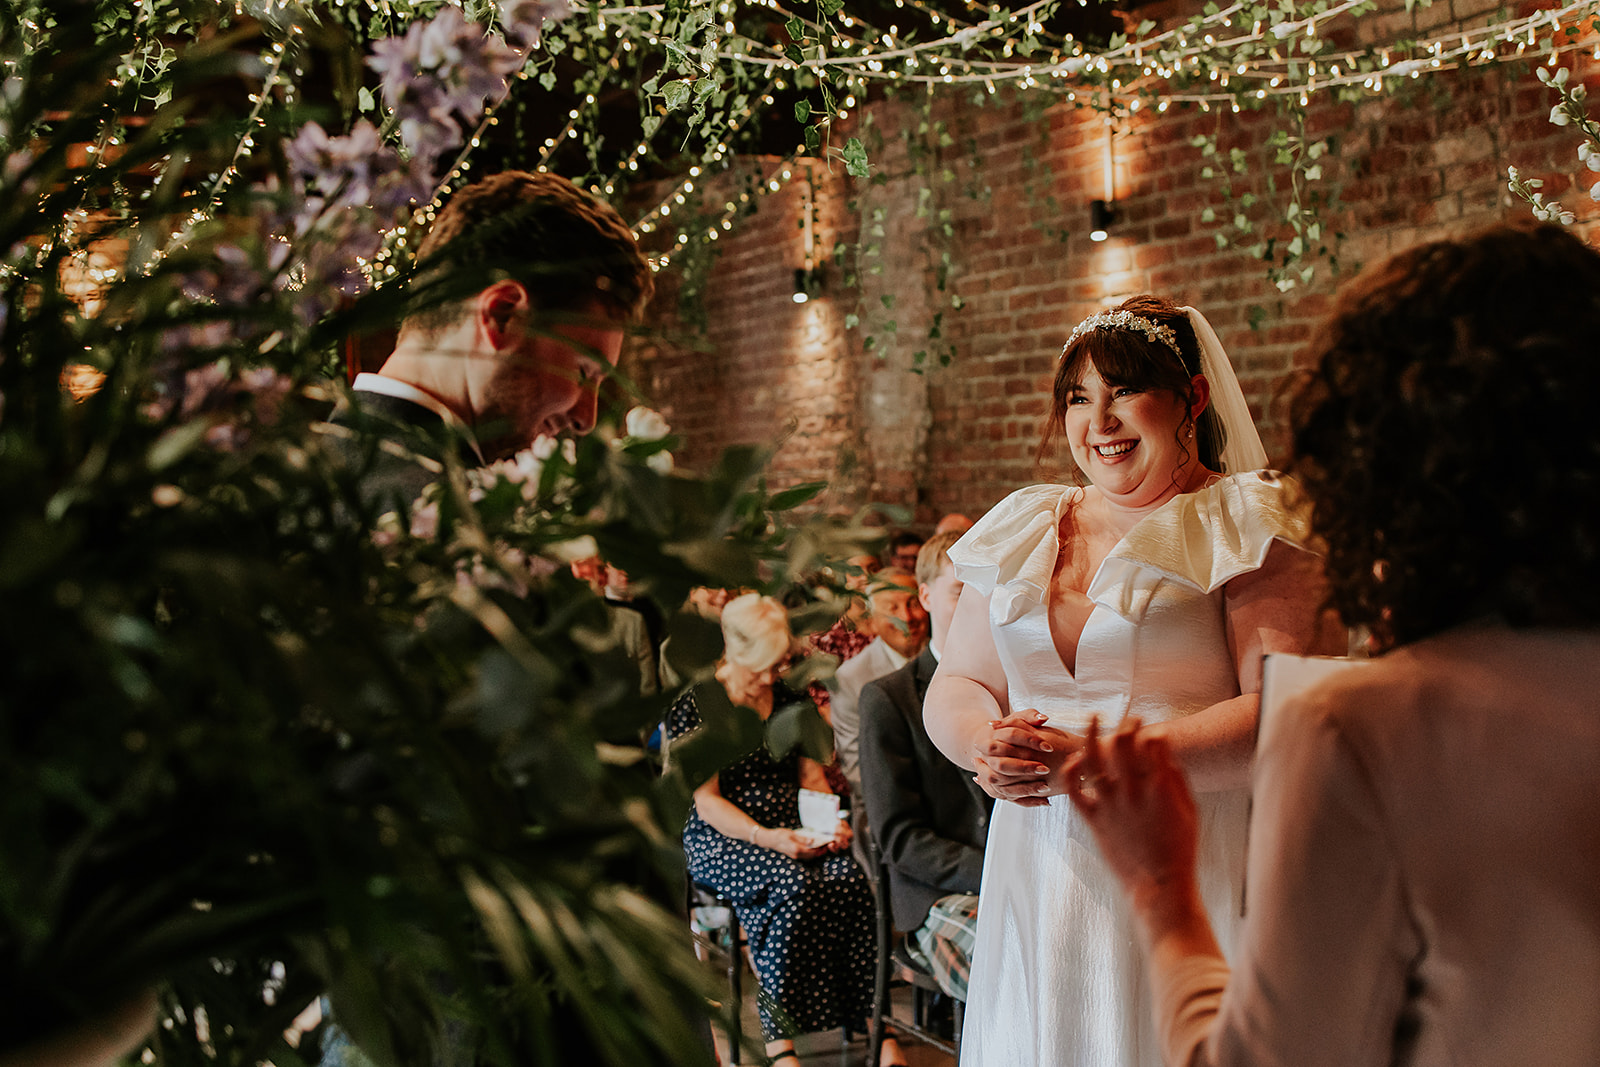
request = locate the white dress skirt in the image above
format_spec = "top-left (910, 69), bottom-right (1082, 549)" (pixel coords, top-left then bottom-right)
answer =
top-left (948, 473), bottom-right (1310, 1067)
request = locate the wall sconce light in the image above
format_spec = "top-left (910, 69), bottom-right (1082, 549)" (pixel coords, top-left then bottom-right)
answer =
top-left (793, 267), bottom-right (823, 303)
top-left (1089, 199), bottom-right (1117, 242)
top-left (1090, 121), bottom-right (1118, 242)
top-left (792, 164), bottom-right (822, 304)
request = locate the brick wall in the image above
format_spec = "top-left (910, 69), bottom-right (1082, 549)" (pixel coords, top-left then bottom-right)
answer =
top-left (626, 2), bottom-right (1600, 530)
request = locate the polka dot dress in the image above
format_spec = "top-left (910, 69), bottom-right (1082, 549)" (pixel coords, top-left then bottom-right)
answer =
top-left (668, 690), bottom-right (876, 1041)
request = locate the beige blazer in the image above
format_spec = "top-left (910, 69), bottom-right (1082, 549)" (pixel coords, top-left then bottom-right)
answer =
top-left (1160, 623), bottom-right (1600, 1067)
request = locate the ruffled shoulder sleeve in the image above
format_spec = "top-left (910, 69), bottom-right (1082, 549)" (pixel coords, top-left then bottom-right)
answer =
top-left (1089, 472), bottom-right (1313, 613)
top-left (948, 484), bottom-right (1076, 622)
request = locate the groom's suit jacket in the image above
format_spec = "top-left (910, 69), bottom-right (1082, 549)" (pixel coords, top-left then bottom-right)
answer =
top-left (859, 646), bottom-right (994, 933)
top-left (327, 390), bottom-right (478, 511)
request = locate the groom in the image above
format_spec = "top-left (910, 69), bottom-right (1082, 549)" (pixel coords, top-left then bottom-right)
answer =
top-left (330, 169), bottom-right (652, 505)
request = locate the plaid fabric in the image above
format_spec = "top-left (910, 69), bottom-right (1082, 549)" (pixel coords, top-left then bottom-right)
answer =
top-left (905, 892), bottom-right (979, 1002)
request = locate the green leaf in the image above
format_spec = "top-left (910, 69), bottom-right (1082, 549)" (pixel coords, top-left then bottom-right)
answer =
top-left (842, 137), bottom-right (869, 177)
top-left (661, 612), bottom-right (724, 681)
top-left (804, 125), bottom-right (821, 152)
top-left (147, 419), bottom-right (211, 470)
top-left (794, 99), bottom-right (811, 123)
top-left (768, 481), bottom-right (828, 511)
top-left (844, 313), bottom-right (859, 328)
top-left (764, 698), bottom-right (833, 761)
top-left (357, 86), bottom-right (374, 112)
top-left (661, 79), bottom-right (692, 110)
top-left (880, 293), bottom-right (896, 310)
top-left (786, 16), bottom-right (805, 41)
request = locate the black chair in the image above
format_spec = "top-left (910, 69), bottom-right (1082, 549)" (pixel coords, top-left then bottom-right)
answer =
top-left (689, 881), bottom-right (748, 1064)
top-left (863, 828), bottom-right (962, 1066)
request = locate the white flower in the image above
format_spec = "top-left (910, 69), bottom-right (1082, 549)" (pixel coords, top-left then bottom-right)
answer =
top-left (530, 434), bottom-right (560, 461)
top-left (1555, 66), bottom-right (1571, 87)
top-left (1573, 83), bottom-right (1588, 103)
top-left (1550, 105), bottom-right (1571, 127)
top-left (1590, 180), bottom-right (1600, 201)
top-left (625, 405), bottom-right (670, 441)
top-left (480, 448), bottom-right (546, 501)
top-left (646, 450), bottom-right (675, 474)
top-left (547, 535), bottom-right (599, 564)
top-left (561, 438), bottom-right (577, 464)
top-left (410, 500), bottom-right (439, 540)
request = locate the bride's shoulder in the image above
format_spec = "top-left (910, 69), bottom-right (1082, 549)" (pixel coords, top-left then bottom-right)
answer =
top-left (948, 483), bottom-right (1079, 598)
top-left (962, 483), bottom-right (1078, 536)
top-left (1185, 471), bottom-right (1311, 540)
top-left (1104, 473), bottom-right (1314, 594)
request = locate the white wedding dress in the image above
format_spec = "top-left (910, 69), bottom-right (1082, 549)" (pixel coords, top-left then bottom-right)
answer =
top-left (950, 472), bottom-right (1309, 1067)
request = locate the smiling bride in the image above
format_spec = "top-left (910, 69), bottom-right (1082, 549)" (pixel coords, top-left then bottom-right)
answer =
top-left (923, 295), bottom-right (1344, 1067)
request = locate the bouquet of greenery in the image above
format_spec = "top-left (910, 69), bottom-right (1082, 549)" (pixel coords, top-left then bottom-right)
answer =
top-left (0, 3), bottom-right (857, 1064)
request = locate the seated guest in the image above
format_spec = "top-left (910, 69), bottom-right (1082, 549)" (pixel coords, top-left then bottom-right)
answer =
top-left (885, 530), bottom-right (925, 573)
top-left (571, 555), bottom-right (660, 694)
top-left (666, 594), bottom-right (906, 1067)
top-left (827, 569), bottom-right (929, 793)
top-left (860, 532), bottom-right (994, 1001)
top-left (1066, 223), bottom-right (1600, 1067)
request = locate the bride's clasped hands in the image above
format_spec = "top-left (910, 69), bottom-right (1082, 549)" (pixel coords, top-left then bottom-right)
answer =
top-left (970, 709), bottom-right (1083, 806)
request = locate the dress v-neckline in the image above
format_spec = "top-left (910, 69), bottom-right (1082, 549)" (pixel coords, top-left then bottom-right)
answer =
top-left (1047, 490), bottom-right (1160, 680)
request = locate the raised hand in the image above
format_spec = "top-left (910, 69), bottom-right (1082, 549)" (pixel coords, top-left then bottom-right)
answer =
top-left (1064, 716), bottom-right (1201, 903)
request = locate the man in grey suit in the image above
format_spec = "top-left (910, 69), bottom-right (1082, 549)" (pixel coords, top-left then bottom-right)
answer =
top-left (859, 532), bottom-right (992, 1001)
top-left (827, 567), bottom-right (928, 794)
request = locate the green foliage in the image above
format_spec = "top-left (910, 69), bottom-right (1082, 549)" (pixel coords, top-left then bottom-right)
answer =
top-left (0, 6), bottom-right (882, 1065)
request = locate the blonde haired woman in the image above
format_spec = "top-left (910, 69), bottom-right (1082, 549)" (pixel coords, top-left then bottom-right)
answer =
top-left (667, 594), bottom-right (901, 1066)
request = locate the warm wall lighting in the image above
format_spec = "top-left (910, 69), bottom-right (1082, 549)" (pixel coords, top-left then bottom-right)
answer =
top-left (793, 164), bottom-right (822, 303)
top-left (1089, 199), bottom-right (1117, 242)
top-left (1090, 120), bottom-right (1118, 242)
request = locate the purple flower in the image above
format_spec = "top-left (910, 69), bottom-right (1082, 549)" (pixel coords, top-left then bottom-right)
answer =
top-left (366, 6), bottom-right (526, 164)
top-left (501, 0), bottom-right (571, 48)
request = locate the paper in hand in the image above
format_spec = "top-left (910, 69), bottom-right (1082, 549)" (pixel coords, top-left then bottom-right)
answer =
top-left (795, 788), bottom-right (842, 846)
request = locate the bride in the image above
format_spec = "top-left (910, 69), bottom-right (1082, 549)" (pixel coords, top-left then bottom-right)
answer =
top-left (924, 296), bottom-right (1342, 1066)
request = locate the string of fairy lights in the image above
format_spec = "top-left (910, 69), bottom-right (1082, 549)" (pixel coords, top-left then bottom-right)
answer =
top-left (48, 0), bottom-right (1600, 285)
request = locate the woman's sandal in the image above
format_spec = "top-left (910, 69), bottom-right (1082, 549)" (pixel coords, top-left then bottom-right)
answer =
top-left (766, 1051), bottom-right (802, 1067)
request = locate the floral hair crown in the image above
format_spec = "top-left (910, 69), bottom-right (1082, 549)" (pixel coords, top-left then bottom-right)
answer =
top-left (1063, 308), bottom-right (1181, 359)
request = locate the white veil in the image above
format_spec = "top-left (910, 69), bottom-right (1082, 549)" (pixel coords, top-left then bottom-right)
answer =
top-left (1181, 306), bottom-right (1268, 473)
